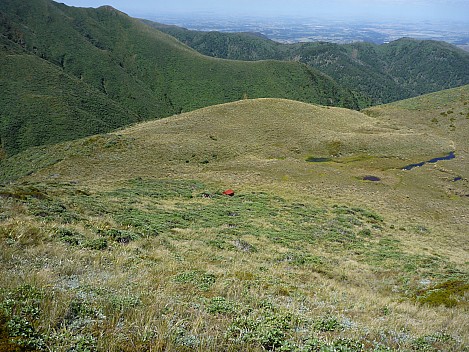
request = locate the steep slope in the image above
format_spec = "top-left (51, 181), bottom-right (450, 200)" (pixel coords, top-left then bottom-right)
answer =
top-left (149, 21), bottom-right (469, 106)
top-left (0, 95), bottom-right (467, 351)
top-left (294, 39), bottom-right (469, 105)
top-left (0, 42), bottom-right (140, 156)
top-left (143, 21), bottom-right (289, 61)
top-left (0, 0), bottom-right (357, 156)
top-left (376, 38), bottom-right (469, 93)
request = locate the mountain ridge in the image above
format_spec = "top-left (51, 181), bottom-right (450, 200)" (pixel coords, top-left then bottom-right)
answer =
top-left (0, 0), bottom-right (357, 156)
top-left (147, 20), bottom-right (469, 106)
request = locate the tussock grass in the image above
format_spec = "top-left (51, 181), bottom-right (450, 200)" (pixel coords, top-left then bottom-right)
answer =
top-left (0, 178), bottom-right (467, 350)
top-left (1, 98), bottom-right (452, 183)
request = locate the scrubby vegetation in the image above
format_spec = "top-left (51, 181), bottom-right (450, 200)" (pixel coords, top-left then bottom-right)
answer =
top-left (1, 0), bottom-right (468, 349)
top-left (2, 0), bottom-right (469, 156)
top-left (0, 88), bottom-right (468, 350)
top-left (0, 179), bottom-right (467, 351)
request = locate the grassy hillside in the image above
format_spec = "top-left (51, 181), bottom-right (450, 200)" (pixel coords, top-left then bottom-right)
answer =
top-left (0, 0), bottom-right (358, 157)
top-left (0, 89), bottom-right (467, 350)
top-left (148, 21), bottom-right (469, 106)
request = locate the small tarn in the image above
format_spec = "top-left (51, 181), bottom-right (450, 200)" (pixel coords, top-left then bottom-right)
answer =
top-left (306, 157), bottom-right (332, 163)
top-left (402, 152), bottom-right (455, 171)
top-left (363, 175), bottom-right (381, 182)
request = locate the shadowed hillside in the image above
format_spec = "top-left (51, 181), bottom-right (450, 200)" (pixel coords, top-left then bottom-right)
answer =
top-left (0, 0), bottom-right (358, 156)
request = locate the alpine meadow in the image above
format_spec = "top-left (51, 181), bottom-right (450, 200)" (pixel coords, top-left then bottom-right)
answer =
top-left (0, 0), bottom-right (468, 351)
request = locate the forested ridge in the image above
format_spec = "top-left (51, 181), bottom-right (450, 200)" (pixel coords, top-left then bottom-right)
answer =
top-left (148, 21), bottom-right (469, 106)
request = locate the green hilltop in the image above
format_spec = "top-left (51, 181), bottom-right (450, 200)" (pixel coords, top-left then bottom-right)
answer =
top-left (0, 0), bottom-right (357, 156)
top-left (148, 21), bottom-right (469, 106)
top-left (0, 97), bottom-right (453, 183)
top-left (0, 86), bottom-right (468, 350)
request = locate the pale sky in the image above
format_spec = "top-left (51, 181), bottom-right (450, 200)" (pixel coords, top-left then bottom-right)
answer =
top-left (59, 0), bottom-right (469, 22)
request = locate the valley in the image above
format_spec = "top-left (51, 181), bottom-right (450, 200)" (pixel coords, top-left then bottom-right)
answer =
top-left (148, 20), bottom-right (469, 107)
top-left (147, 14), bottom-right (469, 47)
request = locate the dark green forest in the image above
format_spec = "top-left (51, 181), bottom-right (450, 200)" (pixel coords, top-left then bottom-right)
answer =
top-left (148, 21), bottom-right (469, 107)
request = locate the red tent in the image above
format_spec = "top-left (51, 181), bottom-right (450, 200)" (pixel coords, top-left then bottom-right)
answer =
top-left (222, 189), bottom-right (235, 196)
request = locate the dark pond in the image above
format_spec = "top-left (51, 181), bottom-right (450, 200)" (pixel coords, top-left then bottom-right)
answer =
top-left (306, 157), bottom-right (332, 162)
top-left (402, 162), bottom-right (425, 171)
top-left (402, 152), bottom-right (455, 171)
top-left (428, 151), bottom-right (456, 163)
top-left (453, 176), bottom-right (462, 182)
top-left (363, 175), bottom-right (381, 182)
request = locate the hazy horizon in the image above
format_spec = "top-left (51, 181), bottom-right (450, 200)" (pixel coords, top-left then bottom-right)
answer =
top-left (60, 0), bottom-right (469, 22)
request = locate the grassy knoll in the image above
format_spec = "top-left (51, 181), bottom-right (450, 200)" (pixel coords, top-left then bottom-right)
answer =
top-left (0, 98), bottom-right (453, 183)
top-left (0, 91), bottom-right (468, 350)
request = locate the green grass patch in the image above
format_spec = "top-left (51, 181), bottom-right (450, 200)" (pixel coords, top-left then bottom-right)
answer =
top-left (415, 280), bottom-right (469, 308)
top-left (173, 270), bottom-right (216, 291)
top-left (0, 285), bottom-right (46, 351)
